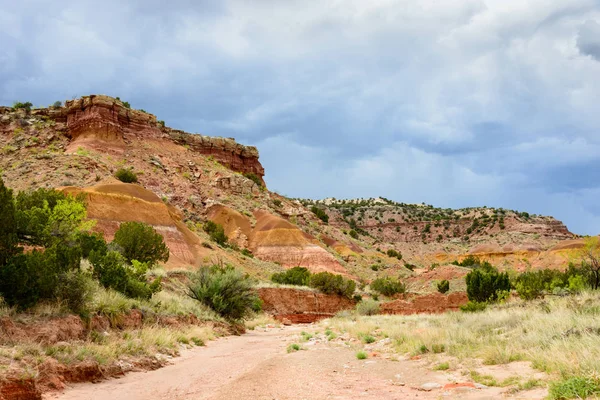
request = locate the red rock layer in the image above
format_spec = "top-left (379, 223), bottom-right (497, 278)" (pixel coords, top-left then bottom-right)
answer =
top-left (258, 287), bottom-right (355, 323)
top-left (62, 95), bottom-right (264, 181)
top-left (380, 292), bottom-right (468, 315)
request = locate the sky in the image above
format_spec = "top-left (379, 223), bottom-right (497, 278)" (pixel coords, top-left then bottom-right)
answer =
top-left (1, 1), bottom-right (600, 234)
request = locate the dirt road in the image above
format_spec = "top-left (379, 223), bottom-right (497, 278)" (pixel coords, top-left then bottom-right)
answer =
top-left (46, 325), bottom-right (546, 400)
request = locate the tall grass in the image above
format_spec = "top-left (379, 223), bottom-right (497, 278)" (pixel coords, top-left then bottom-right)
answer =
top-left (325, 292), bottom-right (600, 380)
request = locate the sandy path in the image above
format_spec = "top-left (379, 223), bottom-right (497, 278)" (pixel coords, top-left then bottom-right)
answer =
top-left (46, 325), bottom-right (545, 400)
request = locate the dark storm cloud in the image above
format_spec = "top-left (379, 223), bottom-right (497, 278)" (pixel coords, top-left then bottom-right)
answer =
top-left (577, 20), bottom-right (600, 60)
top-left (1, 0), bottom-right (600, 234)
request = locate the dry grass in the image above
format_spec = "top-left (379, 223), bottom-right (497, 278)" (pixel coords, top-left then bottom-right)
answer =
top-left (245, 313), bottom-right (281, 330)
top-left (324, 292), bottom-right (600, 382)
top-left (0, 324), bottom-right (218, 382)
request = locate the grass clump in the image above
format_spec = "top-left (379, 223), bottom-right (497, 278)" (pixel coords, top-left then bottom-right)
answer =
top-left (187, 264), bottom-right (259, 322)
top-left (356, 350), bottom-right (368, 360)
top-left (361, 334), bottom-right (376, 344)
top-left (356, 298), bottom-right (380, 316)
top-left (287, 343), bottom-right (301, 353)
top-left (434, 362), bottom-right (450, 371)
top-left (114, 168), bottom-right (138, 183)
top-left (548, 376), bottom-right (600, 399)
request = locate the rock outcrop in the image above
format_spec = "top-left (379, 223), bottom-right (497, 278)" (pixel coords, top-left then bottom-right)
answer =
top-left (206, 205), bottom-right (350, 275)
top-left (63, 181), bottom-right (205, 267)
top-left (380, 292), bottom-right (468, 315)
top-left (258, 287), bottom-right (355, 323)
top-left (62, 95), bottom-right (264, 182)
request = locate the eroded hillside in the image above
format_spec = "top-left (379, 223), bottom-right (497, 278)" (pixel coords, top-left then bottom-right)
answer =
top-left (0, 96), bottom-right (585, 286)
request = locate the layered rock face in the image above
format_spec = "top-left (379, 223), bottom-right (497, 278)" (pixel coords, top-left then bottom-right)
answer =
top-left (206, 206), bottom-right (350, 275)
top-left (63, 181), bottom-right (203, 267)
top-left (63, 95), bottom-right (264, 181)
top-left (258, 287), bottom-right (355, 323)
top-left (380, 292), bottom-right (468, 315)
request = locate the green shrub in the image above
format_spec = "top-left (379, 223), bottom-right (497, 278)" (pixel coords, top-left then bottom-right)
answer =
top-left (52, 101), bottom-right (62, 108)
top-left (187, 265), bottom-right (258, 321)
top-left (371, 277), bottom-right (406, 296)
top-left (308, 272), bottom-right (356, 298)
top-left (287, 343), bottom-right (301, 353)
top-left (437, 279), bottom-right (450, 294)
top-left (114, 168), bottom-right (138, 183)
top-left (434, 362), bottom-right (450, 371)
top-left (77, 232), bottom-right (108, 259)
top-left (113, 221), bottom-right (169, 265)
top-left (271, 266), bottom-right (311, 286)
top-left (460, 301), bottom-right (487, 313)
top-left (349, 229), bottom-right (359, 239)
top-left (465, 265), bottom-right (510, 303)
top-left (386, 249), bottom-right (402, 260)
top-left (310, 206), bottom-right (329, 224)
top-left (243, 173), bottom-right (263, 187)
top-left (356, 351), bottom-right (368, 360)
top-left (89, 250), bottom-right (160, 300)
top-left (202, 220), bottom-right (228, 246)
top-left (361, 334), bottom-right (376, 344)
top-left (356, 299), bottom-right (380, 316)
top-left (241, 248), bottom-right (254, 258)
top-left (54, 270), bottom-right (96, 314)
top-left (12, 101), bottom-right (33, 111)
top-left (272, 199), bottom-right (282, 207)
top-left (404, 263), bottom-right (416, 271)
top-left (515, 267), bottom-right (586, 300)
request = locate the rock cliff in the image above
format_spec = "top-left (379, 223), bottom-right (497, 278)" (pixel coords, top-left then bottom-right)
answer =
top-left (23, 95), bottom-right (266, 182)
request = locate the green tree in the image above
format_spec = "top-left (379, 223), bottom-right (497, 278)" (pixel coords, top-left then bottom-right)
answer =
top-left (113, 222), bottom-right (169, 265)
top-left (0, 179), bottom-right (19, 265)
top-left (15, 189), bottom-right (92, 246)
top-left (579, 237), bottom-right (600, 290)
top-left (203, 220), bottom-right (228, 246)
top-left (465, 266), bottom-right (510, 303)
top-left (310, 206), bottom-right (329, 224)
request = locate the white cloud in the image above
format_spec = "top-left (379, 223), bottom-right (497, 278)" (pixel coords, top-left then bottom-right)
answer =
top-left (1, 0), bottom-right (600, 234)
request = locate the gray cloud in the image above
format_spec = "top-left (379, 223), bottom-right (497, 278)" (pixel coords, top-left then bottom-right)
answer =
top-left (578, 20), bottom-right (600, 60)
top-left (1, 0), bottom-right (600, 234)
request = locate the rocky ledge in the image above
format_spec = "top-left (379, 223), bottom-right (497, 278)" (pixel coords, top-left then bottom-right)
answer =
top-left (0, 95), bottom-right (265, 182)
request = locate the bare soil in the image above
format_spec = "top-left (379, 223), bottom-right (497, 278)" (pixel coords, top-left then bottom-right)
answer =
top-left (46, 325), bottom-right (546, 400)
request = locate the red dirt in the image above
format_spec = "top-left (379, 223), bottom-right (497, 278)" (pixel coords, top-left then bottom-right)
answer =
top-left (0, 379), bottom-right (41, 400)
